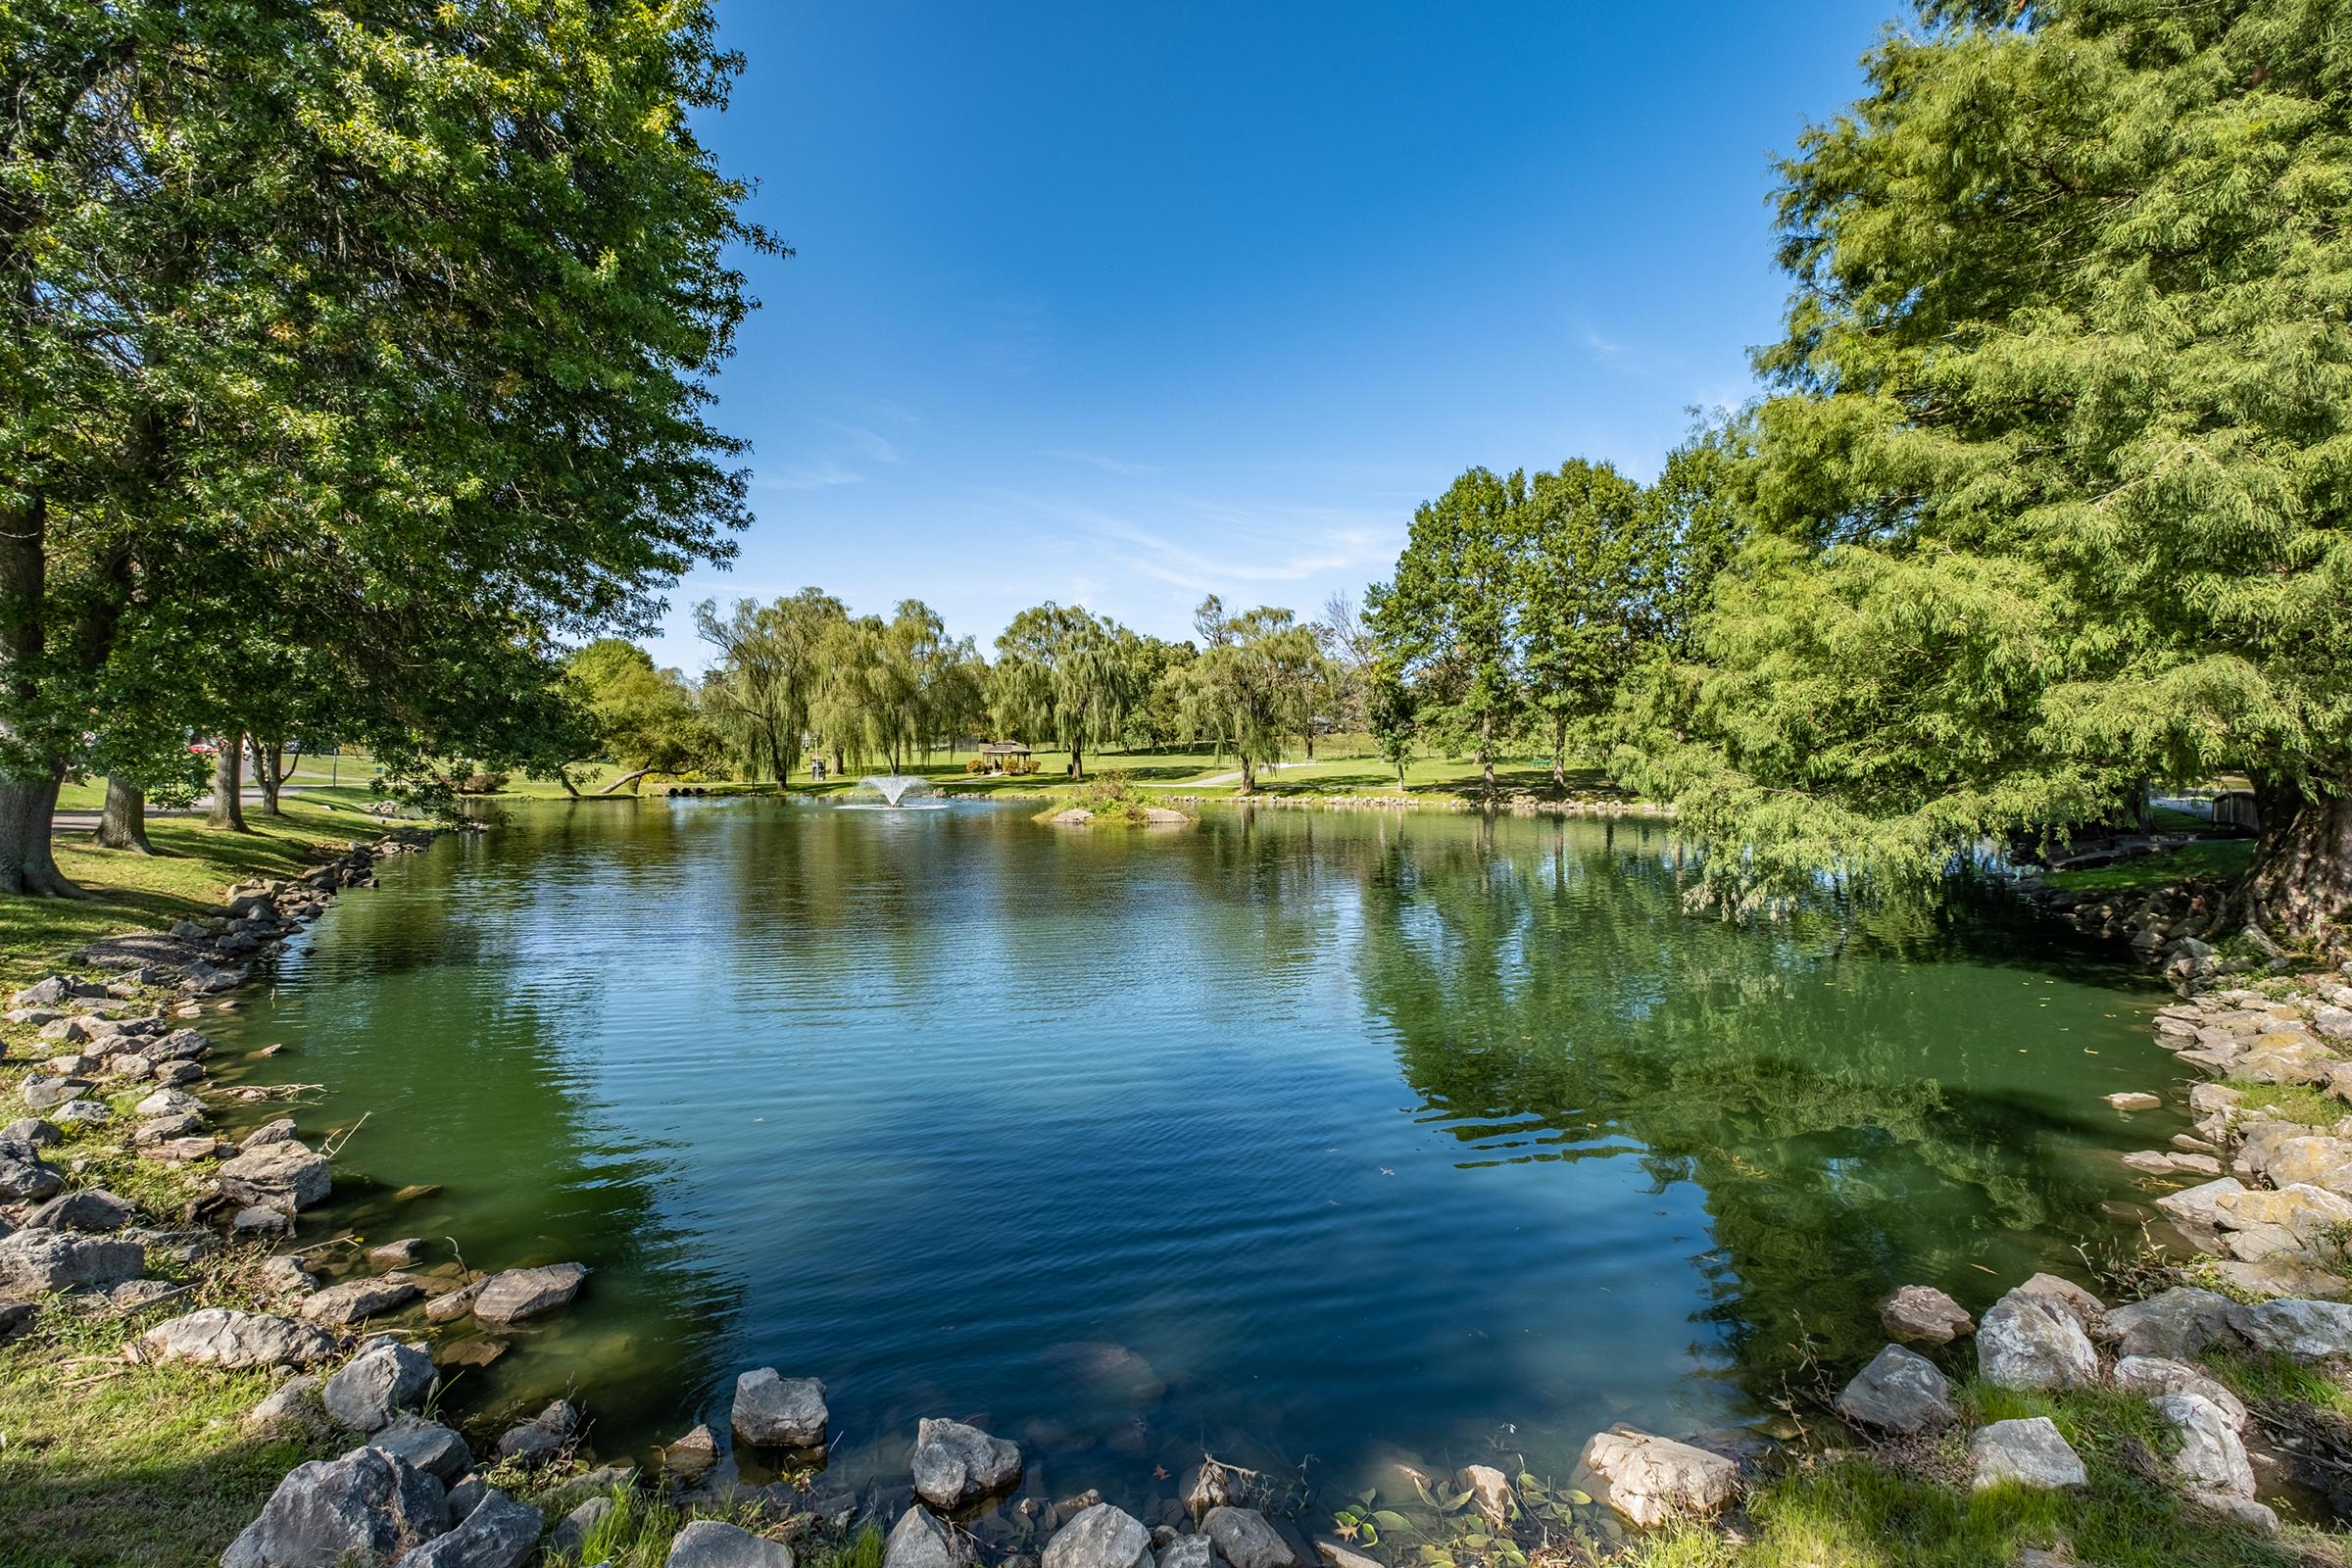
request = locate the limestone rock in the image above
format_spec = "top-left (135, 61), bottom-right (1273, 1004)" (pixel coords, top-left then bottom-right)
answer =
top-left (301, 1274), bottom-right (424, 1327)
top-left (220, 1446), bottom-right (448, 1568)
top-left (1880, 1284), bottom-right (1972, 1345)
top-left (1452, 1465), bottom-right (1510, 1528)
top-left (549, 1495), bottom-right (613, 1561)
top-left (2228, 1298), bottom-right (2352, 1359)
top-left (2156, 1176), bottom-right (2245, 1232)
top-left (367, 1238), bottom-right (428, 1270)
top-left (1577, 1426), bottom-right (1739, 1529)
top-left (667, 1519), bottom-right (797, 1567)
top-left (1201, 1509), bottom-right (1294, 1568)
top-left (495, 1398), bottom-right (579, 1466)
top-left (2151, 1392), bottom-right (2256, 1501)
top-left (139, 1307), bottom-right (335, 1370)
top-left (323, 1341), bottom-right (435, 1432)
top-left (1043, 1504), bottom-right (1155, 1568)
top-left (24, 1188), bottom-right (132, 1231)
top-left (470, 1261), bottom-right (586, 1323)
top-left (220, 1140), bottom-right (332, 1211)
top-left (885, 1506), bottom-right (972, 1568)
top-left (2114, 1356), bottom-right (2248, 1431)
top-left (2106, 1092), bottom-right (2162, 1111)
top-left (2014, 1273), bottom-right (2107, 1333)
top-left (132, 1087), bottom-right (204, 1119)
top-left (1833, 1345), bottom-right (1953, 1435)
top-left (2208, 1257), bottom-right (2352, 1298)
top-left (663, 1422), bottom-right (719, 1479)
top-left (1159, 1537), bottom-right (1224, 1568)
top-left (396, 1487), bottom-right (540, 1568)
top-left (1968, 1417), bottom-right (2086, 1490)
top-left (0, 1140), bottom-right (64, 1200)
top-left (732, 1368), bottom-right (828, 1448)
top-left (245, 1374), bottom-right (321, 1432)
top-left (1977, 1289), bottom-right (2098, 1391)
top-left (241, 1117), bottom-right (298, 1150)
top-left (2107, 1288), bottom-right (2234, 1359)
top-left (374, 1415), bottom-right (474, 1484)
top-left (424, 1279), bottom-right (484, 1324)
top-left (912, 1417), bottom-right (1024, 1510)
top-left (0, 1227), bottom-right (143, 1294)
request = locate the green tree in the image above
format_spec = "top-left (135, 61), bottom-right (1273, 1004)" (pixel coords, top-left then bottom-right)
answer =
top-left (1519, 460), bottom-right (1649, 790)
top-left (991, 604), bottom-right (1138, 782)
top-left (1367, 468), bottom-right (1526, 795)
top-left (1182, 600), bottom-right (1322, 794)
top-left (696, 591), bottom-right (848, 782)
top-left (1628, 0), bottom-right (2352, 941)
top-left (564, 640), bottom-right (723, 794)
top-left (1367, 667), bottom-right (1417, 788)
top-left (1, 2), bottom-right (769, 896)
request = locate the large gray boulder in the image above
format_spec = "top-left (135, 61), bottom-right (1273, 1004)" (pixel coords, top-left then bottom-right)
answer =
top-left (395, 1488), bottom-right (540, 1568)
top-left (1968, 1418), bottom-right (2086, 1491)
top-left (1159, 1539), bottom-right (1226, 1568)
top-left (220, 1140), bottom-right (332, 1210)
top-left (1977, 1289), bottom-right (2098, 1391)
top-left (667, 1519), bottom-right (796, 1567)
top-left (1833, 1345), bottom-right (1953, 1435)
top-left (1201, 1509), bottom-right (1295, 1568)
top-left (884, 1506), bottom-right (971, 1568)
top-left (1043, 1504), bottom-right (1154, 1568)
top-left (220, 1446), bottom-right (448, 1568)
top-left (323, 1342), bottom-right (436, 1433)
top-left (1880, 1285), bottom-right (1972, 1345)
top-left (0, 1137), bottom-right (63, 1200)
top-left (494, 1398), bottom-right (579, 1466)
top-left (132, 1087), bottom-right (205, 1119)
top-left (911, 1418), bottom-right (1024, 1510)
top-left (19, 1074), bottom-right (89, 1111)
top-left (0, 1227), bottom-right (143, 1294)
top-left (374, 1416), bottom-right (474, 1484)
top-left (25, 1188), bottom-right (133, 1231)
top-left (2113, 1355), bottom-right (2249, 1430)
top-left (731, 1368), bottom-right (828, 1448)
top-left (139, 1307), bottom-right (334, 1370)
top-left (1577, 1427), bottom-right (1739, 1528)
top-left (2151, 1392), bottom-right (2256, 1502)
top-left (301, 1275), bottom-right (425, 1327)
top-left (2108, 1287), bottom-right (2235, 1359)
top-left (2155, 1176), bottom-right (2246, 1232)
top-left (470, 1262), bottom-right (587, 1324)
top-left (2228, 1298), bottom-right (2352, 1359)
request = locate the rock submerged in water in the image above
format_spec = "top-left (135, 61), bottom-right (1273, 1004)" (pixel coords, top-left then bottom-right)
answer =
top-left (300, 1274), bottom-right (425, 1327)
top-left (139, 1307), bottom-right (335, 1370)
top-left (1043, 1503), bottom-right (1155, 1568)
top-left (1879, 1285), bottom-right (1971, 1345)
top-left (731, 1367), bottom-right (828, 1449)
top-left (1201, 1507), bottom-right (1295, 1568)
top-left (911, 1417), bottom-right (1024, 1510)
top-left (1969, 1417), bottom-right (2085, 1490)
top-left (470, 1261), bottom-right (587, 1323)
top-left (220, 1446), bottom-right (448, 1568)
top-left (219, 1140), bottom-right (332, 1211)
top-left (1577, 1426), bottom-right (1739, 1529)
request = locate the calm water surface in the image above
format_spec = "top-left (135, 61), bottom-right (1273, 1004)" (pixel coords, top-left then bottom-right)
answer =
top-left (209, 799), bottom-right (2180, 1507)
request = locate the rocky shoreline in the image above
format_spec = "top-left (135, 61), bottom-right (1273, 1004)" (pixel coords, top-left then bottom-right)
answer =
top-left (6, 827), bottom-right (2350, 1565)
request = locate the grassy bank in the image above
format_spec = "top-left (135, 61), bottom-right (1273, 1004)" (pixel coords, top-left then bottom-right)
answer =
top-left (0, 796), bottom-right (392, 988)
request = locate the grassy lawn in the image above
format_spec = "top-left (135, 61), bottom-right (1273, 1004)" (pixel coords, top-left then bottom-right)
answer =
top-left (0, 797), bottom-right (382, 988)
top-left (2044, 837), bottom-right (2257, 895)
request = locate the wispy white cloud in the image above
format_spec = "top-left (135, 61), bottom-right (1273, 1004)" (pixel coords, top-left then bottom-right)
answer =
top-left (754, 462), bottom-right (866, 492)
top-left (972, 487), bottom-right (1402, 600)
top-left (816, 419), bottom-right (903, 465)
top-left (1040, 449), bottom-right (1162, 477)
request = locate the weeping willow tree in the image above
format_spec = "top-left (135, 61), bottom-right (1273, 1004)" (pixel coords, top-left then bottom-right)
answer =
top-left (990, 604), bottom-right (1139, 782)
top-left (1628, 0), bottom-right (2352, 945)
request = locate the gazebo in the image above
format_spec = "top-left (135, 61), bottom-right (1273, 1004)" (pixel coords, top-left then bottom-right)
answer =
top-left (976, 741), bottom-right (1033, 774)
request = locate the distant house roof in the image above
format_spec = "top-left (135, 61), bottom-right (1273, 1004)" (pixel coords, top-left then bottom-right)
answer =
top-left (979, 741), bottom-right (1032, 755)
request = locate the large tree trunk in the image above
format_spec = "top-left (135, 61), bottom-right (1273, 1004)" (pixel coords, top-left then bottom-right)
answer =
top-left (596, 768), bottom-right (653, 796)
top-left (1069, 741), bottom-right (1085, 782)
top-left (94, 775), bottom-right (155, 854)
top-left (1479, 713), bottom-right (1495, 796)
top-left (1239, 755), bottom-right (1255, 796)
top-left (209, 738), bottom-right (249, 831)
top-left (2244, 777), bottom-right (2352, 951)
top-left (1551, 718), bottom-right (1568, 791)
top-left (254, 737), bottom-right (284, 815)
top-left (0, 492), bottom-right (81, 897)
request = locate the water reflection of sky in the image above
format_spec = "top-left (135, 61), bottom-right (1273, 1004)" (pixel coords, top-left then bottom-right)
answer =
top-left (222, 799), bottom-right (2177, 1505)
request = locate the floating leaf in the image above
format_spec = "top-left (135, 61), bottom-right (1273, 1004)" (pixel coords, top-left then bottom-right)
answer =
top-left (1439, 1490), bottom-right (1477, 1513)
top-left (1563, 1489), bottom-right (1592, 1507)
top-left (1370, 1511), bottom-right (1414, 1537)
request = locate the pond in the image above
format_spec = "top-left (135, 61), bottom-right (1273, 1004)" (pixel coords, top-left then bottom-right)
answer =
top-left (210, 797), bottom-right (2180, 1516)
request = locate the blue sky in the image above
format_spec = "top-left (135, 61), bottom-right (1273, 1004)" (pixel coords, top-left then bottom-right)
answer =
top-left (652, 0), bottom-right (1896, 669)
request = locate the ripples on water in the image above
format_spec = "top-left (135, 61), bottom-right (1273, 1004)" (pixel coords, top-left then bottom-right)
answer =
top-left (219, 798), bottom-right (2179, 1502)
